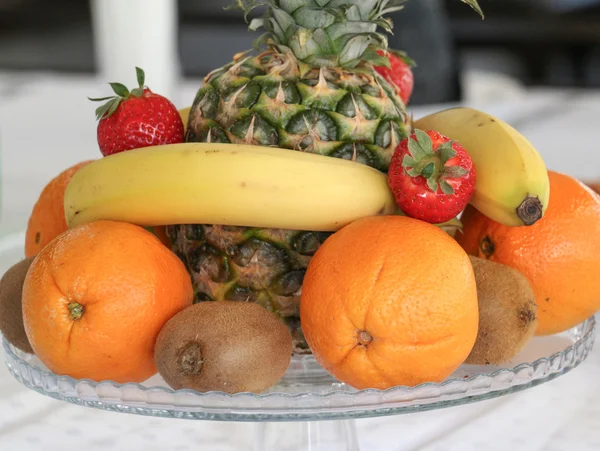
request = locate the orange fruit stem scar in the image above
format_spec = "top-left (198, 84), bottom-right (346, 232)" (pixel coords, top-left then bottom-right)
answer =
top-left (357, 330), bottom-right (373, 347)
top-left (67, 302), bottom-right (84, 321)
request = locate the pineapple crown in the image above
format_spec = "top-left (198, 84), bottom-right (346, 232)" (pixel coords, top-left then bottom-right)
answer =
top-left (232, 0), bottom-right (483, 69)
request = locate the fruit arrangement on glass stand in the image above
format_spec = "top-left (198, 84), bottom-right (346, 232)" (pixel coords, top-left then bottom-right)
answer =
top-left (1, 0), bottom-right (599, 401)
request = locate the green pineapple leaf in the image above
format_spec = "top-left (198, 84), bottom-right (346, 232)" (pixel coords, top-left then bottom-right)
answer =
top-left (229, 0), bottom-right (269, 20)
top-left (373, 18), bottom-right (394, 35)
top-left (228, 0), bottom-right (483, 68)
top-left (340, 35), bottom-right (375, 66)
top-left (293, 7), bottom-right (336, 28)
top-left (281, 0), bottom-right (305, 11)
top-left (252, 32), bottom-right (271, 50)
top-left (363, 45), bottom-right (390, 67)
top-left (249, 18), bottom-right (265, 31)
top-left (460, 0), bottom-right (484, 18)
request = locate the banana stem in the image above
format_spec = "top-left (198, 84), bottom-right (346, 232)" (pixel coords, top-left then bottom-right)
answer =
top-left (517, 196), bottom-right (544, 226)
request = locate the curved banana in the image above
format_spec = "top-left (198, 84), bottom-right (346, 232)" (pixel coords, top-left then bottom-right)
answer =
top-left (64, 143), bottom-right (397, 231)
top-left (178, 107), bottom-right (191, 128)
top-left (414, 107), bottom-right (550, 227)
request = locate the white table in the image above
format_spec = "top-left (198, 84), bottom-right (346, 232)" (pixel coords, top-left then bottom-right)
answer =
top-left (0, 71), bottom-right (599, 451)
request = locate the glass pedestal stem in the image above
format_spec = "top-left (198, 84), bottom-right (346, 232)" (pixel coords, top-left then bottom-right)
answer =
top-left (253, 419), bottom-right (360, 451)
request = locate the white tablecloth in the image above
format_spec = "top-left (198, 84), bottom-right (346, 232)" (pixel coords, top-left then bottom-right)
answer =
top-left (0, 71), bottom-right (599, 451)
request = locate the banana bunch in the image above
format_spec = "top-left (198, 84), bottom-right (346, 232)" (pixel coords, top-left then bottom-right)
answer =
top-left (64, 143), bottom-right (397, 231)
top-left (414, 108), bottom-right (550, 227)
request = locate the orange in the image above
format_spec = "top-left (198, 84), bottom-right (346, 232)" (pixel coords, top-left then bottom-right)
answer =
top-left (300, 216), bottom-right (478, 390)
top-left (457, 171), bottom-right (600, 336)
top-left (25, 161), bottom-right (93, 257)
top-left (22, 220), bottom-right (193, 383)
top-left (150, 226), bottom-right (172, 248)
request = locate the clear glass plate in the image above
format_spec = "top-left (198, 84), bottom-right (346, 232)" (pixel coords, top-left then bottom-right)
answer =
top-left (3, 316), bottom-right (595, 422)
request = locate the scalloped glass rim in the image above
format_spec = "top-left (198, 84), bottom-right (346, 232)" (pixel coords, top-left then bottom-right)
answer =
top-left (3, 316), bottom-right (596, 422)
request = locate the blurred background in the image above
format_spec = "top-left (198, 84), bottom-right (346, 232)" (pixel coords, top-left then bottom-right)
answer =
top-left (1, 0), bottom-right (600, 105)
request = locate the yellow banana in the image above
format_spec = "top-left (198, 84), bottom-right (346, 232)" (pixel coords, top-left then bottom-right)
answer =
top-left (414, 107), bottom-right (550, 227)
top-left (64, 143), bottom-right (397, 231)
top-left (178, 107), bottom-right (191, 128)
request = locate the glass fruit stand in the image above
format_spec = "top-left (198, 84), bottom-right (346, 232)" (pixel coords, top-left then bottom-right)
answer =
top-left (1, 230), bottom-right (596, 451)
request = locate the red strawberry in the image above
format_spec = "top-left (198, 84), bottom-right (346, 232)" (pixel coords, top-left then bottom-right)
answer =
top-left (90, 67), bottom-right (184, 157)
top-left (388, 130), bottom-right (476, 224)
top-left (375, 50), bottom-right (415, 105)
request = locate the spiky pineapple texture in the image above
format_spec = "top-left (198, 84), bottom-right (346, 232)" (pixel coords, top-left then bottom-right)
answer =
top-left (187, 51), bottom-right (407, 170)
top-left (171, 0), bottom-right (483, 354)
top-left (168, 225), bottom-right (331, 353)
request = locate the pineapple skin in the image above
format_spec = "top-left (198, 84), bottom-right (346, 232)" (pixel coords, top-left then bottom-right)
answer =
top-left (168, 49), bottom-right (408, 354)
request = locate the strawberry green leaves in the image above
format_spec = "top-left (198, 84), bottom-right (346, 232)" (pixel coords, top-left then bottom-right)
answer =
top-left (401, 129), bottom-right (469, 195)
top-left (92, 97), bottom-right (122, 121)
top-left (89, 67), bottom-right (147, 120)
top-left (109, 83), bottom-right (129, 98)
top-left (92, 67), bottom-right (184, 156)
top-left (444, 166), bottom-right (469, 179)
top-left (406, 129), bottom-right (432, 160)
top-left (136, 66), bottom-right (146, 88)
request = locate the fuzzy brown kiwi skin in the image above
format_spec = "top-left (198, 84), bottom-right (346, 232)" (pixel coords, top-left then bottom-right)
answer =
top-left (155, 301), bottom-right (293, 394)
top-left (467, 256), bottom-right (538, 365)
top-left (0, 258), bottom-right (35, 354)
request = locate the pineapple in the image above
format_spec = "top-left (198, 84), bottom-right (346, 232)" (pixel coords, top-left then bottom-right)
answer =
top-left (168, 0), bottom-right (482, 353)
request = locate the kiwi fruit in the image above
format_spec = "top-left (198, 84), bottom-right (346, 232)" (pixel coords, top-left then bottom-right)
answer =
top-left (467, 256), bottom-right (538, 365)
top-left (155, 301), bottom-right (293, 394)
top-left (0, 258), bottom-right (35, 354)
